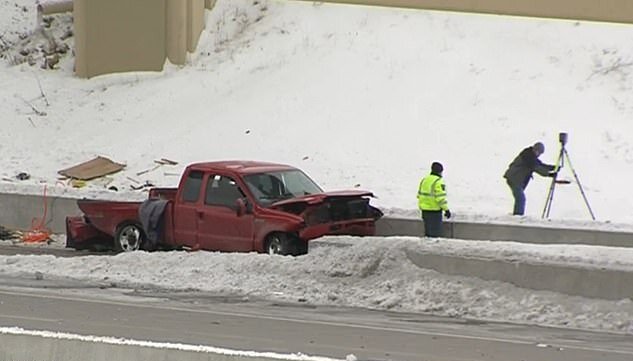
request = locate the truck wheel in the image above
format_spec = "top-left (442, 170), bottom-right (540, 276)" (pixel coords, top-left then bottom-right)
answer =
top-left (266, 233), bottom-right (292, 256)
top-left (114, 223), bottom-right (144, 252)
top-left (295, 239), bottom-right (308, 256)
top-left (266, 233), bottom-right (307, 256)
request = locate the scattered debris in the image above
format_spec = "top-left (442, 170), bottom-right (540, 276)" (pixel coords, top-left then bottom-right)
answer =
top-left (34, 72), bottom-right (49, 106)
top-left (131, 180), bottom-right (155, 191)
top-left (126, 176), bottom-right (141, 184)
top-left (108, 186), bottom-right (118, 192)
top-left (164, 172), bottom-right (180, 176)
top-left (34, 271), bottom-right (44, 281)
top-left (70, 179), bottom-right (87, 188)
top-left (156, 158), bottom-right (178, 165)
top-left (0, 226), bottom-right (19, 240)
top-left (137, 158), bottom-right (178, 175)
top-left (2, 11), bottom-right (74, 71)
top-left (42, 53), bottom-right (59, 69)
top-left (21, 185), bottom-right (52, 244)
top-left (16, 172), bottom-right (30, 180)
top-left (16, 94), bottom-right (47, 116)
top-left (302, 156), bottom-right (309, 160)
top-left (136, 164), bottom-right (160, 176)
top-left (58, 156), bottom-right (125, 180)
top-left (245, 129), bottom-right (251, 134)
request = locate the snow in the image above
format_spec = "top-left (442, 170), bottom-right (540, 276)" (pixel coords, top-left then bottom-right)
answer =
top-left (2, 0), bottom-right (633, 336)
top-left (3, 237), bottom-right (633, 335)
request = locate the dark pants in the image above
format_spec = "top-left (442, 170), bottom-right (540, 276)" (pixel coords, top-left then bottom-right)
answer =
top-left (422, 210), bottom-right (443, 237)
top-left (507, 180), bottom-right (526, 215)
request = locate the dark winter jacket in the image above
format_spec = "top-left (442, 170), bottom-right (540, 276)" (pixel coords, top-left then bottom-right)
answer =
top-left (504, 147), bottom-right (555, 189)
top-left (139, 198), bottom-right (169, 248)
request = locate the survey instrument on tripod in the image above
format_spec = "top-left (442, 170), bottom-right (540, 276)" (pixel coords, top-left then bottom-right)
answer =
top-left (542, 132), bottom-right (595, 220)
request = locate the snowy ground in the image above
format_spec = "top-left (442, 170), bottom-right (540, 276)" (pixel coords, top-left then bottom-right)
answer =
top-left (2, 236), bottom-right (633, 335)
top-left (2, 0), bottom-right (633, 337)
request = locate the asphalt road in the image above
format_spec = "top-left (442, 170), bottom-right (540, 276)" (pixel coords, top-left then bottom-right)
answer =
top-left (0, 276), bottom-right (632, 361)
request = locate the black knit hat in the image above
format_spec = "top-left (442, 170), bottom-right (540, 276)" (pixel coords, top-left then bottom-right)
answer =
top-left (533, 142), bottom-right (545, 154)
top-left (431, 162), bottom-right (443, 173)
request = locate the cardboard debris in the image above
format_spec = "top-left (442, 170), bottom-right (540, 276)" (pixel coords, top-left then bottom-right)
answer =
top-left (58, 156), bottom-right (125, 180)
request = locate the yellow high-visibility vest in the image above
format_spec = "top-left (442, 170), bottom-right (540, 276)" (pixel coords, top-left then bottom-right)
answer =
top-left (417, 174), bottom-right (448, 211)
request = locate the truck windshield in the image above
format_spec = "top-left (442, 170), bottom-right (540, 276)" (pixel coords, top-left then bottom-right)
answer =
top-left (243, 170), bottom-right (323, 206)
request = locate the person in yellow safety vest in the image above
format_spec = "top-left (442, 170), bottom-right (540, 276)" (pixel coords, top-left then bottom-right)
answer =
top-left (417, 162), bottom-right (451, 237)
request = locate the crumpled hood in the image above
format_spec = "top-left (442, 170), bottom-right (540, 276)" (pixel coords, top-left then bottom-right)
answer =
top-left (270, 190), bottom-right (374, 208)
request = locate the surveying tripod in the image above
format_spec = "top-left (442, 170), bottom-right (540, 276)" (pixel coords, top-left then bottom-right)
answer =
top-left (542, 132), bottom-right (595, 220)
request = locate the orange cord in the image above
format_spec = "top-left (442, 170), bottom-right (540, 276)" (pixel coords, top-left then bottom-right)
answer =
top-left (21, 185), bottom-right (52, 243)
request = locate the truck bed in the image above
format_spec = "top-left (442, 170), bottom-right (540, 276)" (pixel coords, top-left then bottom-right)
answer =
top-left (77, 199), bottom-right (142, 237)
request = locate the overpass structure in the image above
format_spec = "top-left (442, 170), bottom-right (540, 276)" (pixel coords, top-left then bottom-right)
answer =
top-left (307, 0), bottom-right (633, 24)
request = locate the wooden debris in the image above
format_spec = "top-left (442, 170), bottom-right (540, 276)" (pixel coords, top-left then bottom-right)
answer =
top-left (126, 176), bottom-right (141, 184)
top-left (136, 164), bottom-right (161, 176)
top-left (155, 158), bottom-right (178, 165)
top-left (138, 158), bottom-right (178, 175)
top-left (131, 180), bottom-right (155, 191)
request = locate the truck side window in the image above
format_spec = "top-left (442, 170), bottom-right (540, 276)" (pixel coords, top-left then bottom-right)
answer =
top-left (205, 175), bottom-right (245, 208)
top-left (182, 170), bottom-right (204, 203)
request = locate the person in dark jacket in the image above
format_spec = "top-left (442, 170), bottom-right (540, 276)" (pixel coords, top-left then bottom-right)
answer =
top-left (504, 142), bottom-right (556, 215)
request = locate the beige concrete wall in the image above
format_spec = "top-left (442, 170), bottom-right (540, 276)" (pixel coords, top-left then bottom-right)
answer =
top-left (37, 0), bottom-right (73, 15)
top-left (165, 0), bottom-right (205, 63)
top-left (75, 0), bottom-right (208, 78)
top-left (166, 0), bottom-right (188, 65)
top-left (316, 0), bottom-right (633, 24)
top-left (74, 0), bottom-right (167, 78)
top-left (205, 0), bottom-right (217, 10)
top-left (188, 0), bottom-right (206, 52)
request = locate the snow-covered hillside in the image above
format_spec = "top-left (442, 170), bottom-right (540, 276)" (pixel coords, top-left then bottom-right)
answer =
top-left (2, 0), bottom-right (633, 226)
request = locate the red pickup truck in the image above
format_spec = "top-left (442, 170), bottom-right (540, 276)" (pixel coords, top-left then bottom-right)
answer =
top-left (66, 161), bottom-right (382, 255)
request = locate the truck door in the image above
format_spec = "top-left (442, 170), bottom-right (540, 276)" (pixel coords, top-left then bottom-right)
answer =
top-left (173, 170), bottom-right (204, 248)
top-left (198, 174), bottom-right (254, 252)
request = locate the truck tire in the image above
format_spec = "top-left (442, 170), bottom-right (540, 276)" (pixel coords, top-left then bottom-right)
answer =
top-left (114, 223), bottom-right (144, 252)
top-left (266, 233), bottom-right (307, 256)
top-left (266, 233), bottom-right (289, 255)
top-left (295, 239), bottom-right (308, 256)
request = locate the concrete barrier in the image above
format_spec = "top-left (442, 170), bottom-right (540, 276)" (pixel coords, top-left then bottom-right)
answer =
top-left (405, 250), bottom-right (633, 300)
top-left (1, 192), bottom-right (633, 248)
top-left (376, 218), bottom-right (633, 247)
top-left (0, 327), bottom-right (343, 361)
top-left (0, 192), bottom-right (81, 233)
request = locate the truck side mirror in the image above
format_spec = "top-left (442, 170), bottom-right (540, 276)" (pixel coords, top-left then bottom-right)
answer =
top-left (236, 198), bottom-right (247, 216)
